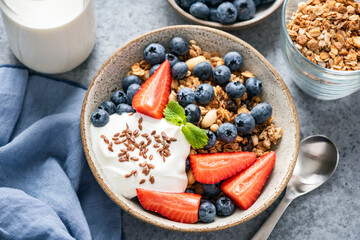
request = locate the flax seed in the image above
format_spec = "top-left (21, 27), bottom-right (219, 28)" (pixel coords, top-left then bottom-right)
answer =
top-left (130, 157), bottom-right (139, 161)
top-left (114, 141), bottom-right (121, 144)
top-left (112, 137), bottom-right (119, 141)
top-left (118, 152), bottom-right (126, 157)
top-left (151, 130), bottom-right (156, 135)
top-left (163, 156), bottom-right (166, 162)
top-left (119, 158), bottom-right (128, 162)
top-left (108, 146), bottom-right (113, 152)
top-left (155, 139), bottom-right (162, 143)
top-left (149, 154), bottom-right (153, 160)
top-left (143, 153), bottom-right (147, 159)
top-left (114, 133), bottom-right (120, 137)
top-left (126, 152), bottom-right (130, 159)
top-left (126, 123), bottom-right (129, 129)
top-left (100, 135), bottom-right (106, 139)
top-left (120, 133), bottom-right (126, 138)
top-left (154, 135), bottom-right (160, 139)
top-left (149, 175), bottom-right (155, 184)
top-left (130, 137), bottom-right (135, 142)
top-left (120, 149), bottom-right (126, 153)
top-left (170, 137), bottom-right (177, 142)
top-left (131, 170), bottom-right (137, 176)
top-left (153, 144), bottom-right (160, 148)
top-left (143, 148), bottom-right (149, 154)
top-left (157, 148), bottom-right (163, 152)
top-left (133, 129), bottom-right (139, 135)
top-left (129, 112), bottom-right (134, 116)
top-left (141, 133), bottom-right (148, 137)
top-left (138, 124), bottom-right (142, 131)
top-left (104, 139), bottom-right (109, 144)
top-left (139, 179), bottom-right (145, 184)
top-left (148, 163), bottom-right (155, 169)
top-left (138, 117), bottom-right (143, 124)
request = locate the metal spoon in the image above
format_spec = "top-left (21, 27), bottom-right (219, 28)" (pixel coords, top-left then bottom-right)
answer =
top-left (252, 135), bottom-right (339, 240)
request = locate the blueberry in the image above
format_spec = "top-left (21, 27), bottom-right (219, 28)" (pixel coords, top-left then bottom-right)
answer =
top-left (212, 65), bottom-right (231, 85)
top-left (193, 61), bottom-right (212, 81)
top-left (149, 64), bottom-right (160, 76)
top-left (195, 83), bottom-right (214, 105)
top-left (217, 123), bottom-right (237, 143)
top-left (110, 90), bottom-right (128, 105)
top-left (171, 62), bottom-right (189, 80)
top-left (216, 2), bottom-right (238, 24)
top-left (177, 87), bottom-right (195, 107)
top-left (225, 81), bottom-right (246, 98)
top-left (198, 201), bottom-right (216, 223)
top-left (126, 84), bottom-right (141, 104)
top-left (224, 51), bottom-right (244, 71)
top-left (99, 100), bottom-right (116, 115)
top-left (209, 8), bottom-right (219, 22)
top-left (175, 0), bottom-right (196, 10)
top-left (234, 113), bottom-right (255, 135)
top-left (203, 130), bottom-right (216, 149)
top-left (186, 157), bottom-right (191, 172)
top-left (122, 75), bottom-right (142, 92)
top-left (202, 183), bottom-right (221, 198)
top-left (206, 0), bottom-right (224, 6)
top-left (169, 37), bottom-right (189, 56)
top-left (185, 189), bottom-right (196, 194)
top-left (116, 104), bottom-right (135, 115)
top-left (143, 43), bottom-right (166, 65)
top-left (215, 196), bottom-right (235, 216)
top-left (189, 2), bottom-right (209, 20)
top-left (245, 77), bottom-right (262, 96)
top-left (185, 103), bottom-right (201, 125)
top-left (233, 0), bottom-right (256, 21)
top-left (251, 102), bottom-right (272, 125)
top-left (165, 53), bottom-right (179, 68)
top-left (91, 109), bottom-right (109, 127)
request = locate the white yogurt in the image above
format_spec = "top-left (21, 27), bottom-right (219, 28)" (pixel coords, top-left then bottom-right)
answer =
top-left (0, 0), bottom-right (96, 74)
top-left (90, 113), bottom-right (190, 199)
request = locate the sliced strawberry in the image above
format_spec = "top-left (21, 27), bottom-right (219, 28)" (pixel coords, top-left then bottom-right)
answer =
top-left (136, 188), bottom-right (201, 223)
top-left (190, 151), bottom-right (256, 184)
top-left (221, 151), bottom-right (276, 210)
top-left (132, 60), bottom-right (172, 119)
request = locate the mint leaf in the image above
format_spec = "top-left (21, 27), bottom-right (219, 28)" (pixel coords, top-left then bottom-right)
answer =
top-left (163, 101), bottom-right (186, 126)
top-left (181, 122), bottom-right (208, 149)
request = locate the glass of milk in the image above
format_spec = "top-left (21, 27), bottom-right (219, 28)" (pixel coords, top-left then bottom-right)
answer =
top-left (0, 0), bottom-right (96, 74)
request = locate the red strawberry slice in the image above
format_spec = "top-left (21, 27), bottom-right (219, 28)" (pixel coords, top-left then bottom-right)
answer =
top-left (132, 60), bottom-right (172, 119)
top-left (190, 151), bottom-right (256, 184)
top-left (221, 151), bottom-right (276, 210)
top-left (136, 188), bottom-right (201, 223)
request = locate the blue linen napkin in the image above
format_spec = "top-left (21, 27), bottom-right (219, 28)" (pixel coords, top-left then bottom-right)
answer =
top-left (0, 65), bottom-right (123, 240)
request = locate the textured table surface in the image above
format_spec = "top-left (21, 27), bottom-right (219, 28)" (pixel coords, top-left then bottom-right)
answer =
top-left (1, 0), bottom-right (359, 239)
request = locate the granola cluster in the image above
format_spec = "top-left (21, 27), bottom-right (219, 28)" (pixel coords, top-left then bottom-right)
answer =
top-left (287, 0), bottom-right (360, 71)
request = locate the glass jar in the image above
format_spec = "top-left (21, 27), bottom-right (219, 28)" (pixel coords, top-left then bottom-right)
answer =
top-left (280, 0), bottom-right (360, 100)
top-left (0, 0), bottom-right (96, 74)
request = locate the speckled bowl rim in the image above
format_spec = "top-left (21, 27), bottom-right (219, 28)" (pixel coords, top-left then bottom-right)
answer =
top-left (166, 0), bottom-right (284, 30)
top-left (80, 25), bottom-right (300, 232)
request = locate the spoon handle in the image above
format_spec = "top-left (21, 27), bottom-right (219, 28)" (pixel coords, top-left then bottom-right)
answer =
top-left (251, 195), bottom-right (293, 240)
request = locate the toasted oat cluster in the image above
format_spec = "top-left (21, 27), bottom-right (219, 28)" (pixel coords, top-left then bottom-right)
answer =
top-left (287, 0), bottom-right (360, 71)
top-left (128, 40), bottom-right (283, 158)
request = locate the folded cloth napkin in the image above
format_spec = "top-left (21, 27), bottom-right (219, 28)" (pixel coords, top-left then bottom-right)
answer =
top-left (0, 65), bottom-right (123, 240)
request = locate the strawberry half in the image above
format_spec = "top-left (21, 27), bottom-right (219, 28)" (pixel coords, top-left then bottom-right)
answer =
top-left (221, 151), bottom-right (276, 210)
top-left (190, 151), bottom-right (256, 184)
top-left (136, 188), bottom-right (201, 223)
top-left (132, 60), bottom-right (172, 119)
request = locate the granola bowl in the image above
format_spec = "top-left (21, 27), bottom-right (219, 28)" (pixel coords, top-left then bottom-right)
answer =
top-left (281, 0), bottom-right (360, 100)
top-left (167, 0), bottom-right (284, 30)
top-left (81, 25), bottom-right (300, 232)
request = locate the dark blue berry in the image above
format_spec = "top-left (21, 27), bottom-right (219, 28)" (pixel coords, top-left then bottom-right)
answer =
top-left (175, 0), bottom-right (196, 10)
top-left (202, 183), bottom-right (221, 198)
top-left (91, 109), bottom-right (109, 127)
top-left (212, 65), bottom-right (231, 85)
top-left (99, 100), bottom-right (116, 115)
top-left (215, 196), bottom-right (235, 216)
top-left (217, 123), bottom-right (237, 143)
top-left (116, 104), bottom-right (135, 115)
top-left (165, 53), bottom-right (179, 68)
top-left (189, 2), bottom-right (209, 20)
top-left (234, 113), bottom-right (255, 135)
top-left (149, 64), bottom-right (160, 76)
top-left (195, 83), bottom-right (214, 105)
top-left (169, 37), bottom-right (189, 56)
top-left (126, 84), bottom-right (141, 104)
top-left (245, 77), bottom-right (262, 96)
top-left (226, 81), bottom-right (246, 98)
top-left (233, 0), bottom-right (256, 21)
top-left (206, 0), bottom-right (224, 6)
top-left (193, 61), bottom-right (212, 81)
top-left (171, 62), bottom-right (189, 80)
top-left (209, 8), bottom-right (219, 22)
top-left (186, 157), bottom-right (190, 172)
top-left (177, 87), bottom-right (195, 107)
top-left (122, 75), bottom-right (142, 92)
top-left (224, 51), bottom-right (243, 71)
top-left (144, 43), bottom-right (166, 65)
top-left (198, 201), bottom-right (216, 223)
top-left (203, 130), bottom-right (216, 149)
top-left (185, 189), bottom-right (195, 194)
top-left (216, 2), bottom-right (238, 24)
top-left (111, 90), bottom-right (128, 105)
top-left (184, 103), bottom-right (201, 125)
top-left (251, 102), bottom-right (272, 125)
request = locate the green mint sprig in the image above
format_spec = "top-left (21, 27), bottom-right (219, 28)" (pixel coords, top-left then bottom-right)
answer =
top-left (163, 101), bottom-right (208, 149)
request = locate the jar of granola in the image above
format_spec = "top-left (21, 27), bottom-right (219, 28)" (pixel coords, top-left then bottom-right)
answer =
top-left (280, 0), bottom-right (360, 100)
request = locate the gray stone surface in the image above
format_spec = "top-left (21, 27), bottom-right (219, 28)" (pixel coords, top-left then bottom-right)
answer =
top-left (1, 0), bottom-right (359, 239)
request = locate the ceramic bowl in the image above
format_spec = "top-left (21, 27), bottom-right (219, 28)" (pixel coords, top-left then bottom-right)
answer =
top-left (166, 0), bottom-right (284, 30)
top-left (81, 25), bottom-right (299, 232)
